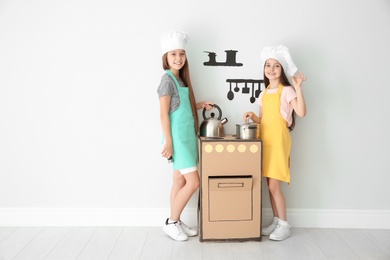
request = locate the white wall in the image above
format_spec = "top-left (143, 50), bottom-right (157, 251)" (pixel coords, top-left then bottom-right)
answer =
top-left (1, 0), bottom-right (390, 227)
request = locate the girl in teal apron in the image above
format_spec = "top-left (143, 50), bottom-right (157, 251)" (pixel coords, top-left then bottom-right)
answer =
top-left (158, 30), bottom-right (213, 241)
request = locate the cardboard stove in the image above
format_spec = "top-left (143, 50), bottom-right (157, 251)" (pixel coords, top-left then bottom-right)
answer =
top-left (198, 135), bottom-right (262, 242)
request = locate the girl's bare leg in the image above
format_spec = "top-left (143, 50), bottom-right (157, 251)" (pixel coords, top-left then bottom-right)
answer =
top-left (170, 170), bottom-right (185, 218)
top-left (267, 178), bottom-right (286, 221)
top-left (170, 171), bottom-right (200, 221)
top-left (267, 178), bottom-right (279, 218)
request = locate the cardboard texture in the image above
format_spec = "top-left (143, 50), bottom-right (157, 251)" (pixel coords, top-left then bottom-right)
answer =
top-left (198, 135), bottom-right (262, 242)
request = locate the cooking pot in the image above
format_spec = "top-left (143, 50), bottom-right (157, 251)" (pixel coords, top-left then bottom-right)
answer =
top-left (199, 104), bottom-right (228, 138)
top-left (236, 117), bottom-right (261, 139)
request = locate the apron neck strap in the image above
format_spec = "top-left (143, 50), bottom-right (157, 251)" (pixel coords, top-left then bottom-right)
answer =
top-left (265, 83), bottom-right (283, 93)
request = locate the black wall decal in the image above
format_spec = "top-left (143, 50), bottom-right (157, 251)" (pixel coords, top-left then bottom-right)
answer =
top-left (204, 50), bottom-right (243, 67)
top-left (226, 79), bottom-right (263, 103)
top-left (203, 49), bottom-right (263, 104)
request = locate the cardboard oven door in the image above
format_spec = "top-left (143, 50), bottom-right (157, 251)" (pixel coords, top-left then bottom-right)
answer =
top-left (208, 176), bottom-right (253, 222)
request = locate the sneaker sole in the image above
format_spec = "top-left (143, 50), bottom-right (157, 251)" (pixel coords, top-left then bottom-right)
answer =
top-left (185, 232), bottom-right (197, 237)
top-left (261, 228), bottom-right (276, 236)
top-left (163, 226), bottom-right (188, 241)
top-left (269, 232), bottom-right (291, 241)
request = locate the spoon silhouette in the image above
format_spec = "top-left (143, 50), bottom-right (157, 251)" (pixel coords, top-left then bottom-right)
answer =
top-left (227, 82), bottom-right (234, 100)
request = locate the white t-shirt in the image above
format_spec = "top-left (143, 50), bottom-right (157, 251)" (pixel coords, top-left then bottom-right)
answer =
top-left (257, 86), bottom-right (297, 127)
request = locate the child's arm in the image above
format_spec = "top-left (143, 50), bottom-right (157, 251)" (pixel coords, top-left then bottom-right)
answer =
top-left (290, 72), bottom-right (307, 117)
top-left (160, 96), bottom-right (173, 159)
top-left (242, 108), bottom-right (262, 124)
top-left (196, 101), bottom-right (214, 110)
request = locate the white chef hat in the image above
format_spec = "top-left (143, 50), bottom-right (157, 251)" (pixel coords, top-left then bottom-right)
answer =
top-left (260, 45), bottom-right (298, 77)
top-left (160, 30), bottom-right (189, 55)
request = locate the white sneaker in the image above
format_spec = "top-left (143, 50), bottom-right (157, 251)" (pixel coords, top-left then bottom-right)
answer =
top-left (178, 220), bottom-right (197, 237)
top-left (163, 219), bottom-right (188, 241)
top-left (269, 221), bottom-right (291, 241)
top-left (262, 217), bottom-right (278, 236)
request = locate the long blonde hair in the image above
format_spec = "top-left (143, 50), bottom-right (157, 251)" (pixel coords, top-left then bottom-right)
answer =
top-left (162, 53), bottom-right (199, 133)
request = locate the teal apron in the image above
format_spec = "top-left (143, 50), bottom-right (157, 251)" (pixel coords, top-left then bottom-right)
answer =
top-left (165, 70), bottom-right (198, 170)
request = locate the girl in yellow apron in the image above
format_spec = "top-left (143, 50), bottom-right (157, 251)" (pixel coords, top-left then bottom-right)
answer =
top-left (157, 30), bottom-right (213, 241)
top-left (243, 45), bottom-right (307, 241)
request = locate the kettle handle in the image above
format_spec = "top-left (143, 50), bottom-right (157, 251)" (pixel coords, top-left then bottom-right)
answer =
top-left (202, 104), bottom-right (222, 120)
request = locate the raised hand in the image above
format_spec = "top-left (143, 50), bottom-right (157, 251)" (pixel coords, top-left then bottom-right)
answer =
top-left (291, 72), bottom-right (307, 89)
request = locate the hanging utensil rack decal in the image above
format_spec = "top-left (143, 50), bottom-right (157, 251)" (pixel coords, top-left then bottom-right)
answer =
top-left (204, 50), bottom-right (263, 103)
top-left (226, 79), bottom-right (263, 103)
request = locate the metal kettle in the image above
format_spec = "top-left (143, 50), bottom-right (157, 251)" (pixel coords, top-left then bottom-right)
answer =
top-left (199, 104), bottom-right (228, 137)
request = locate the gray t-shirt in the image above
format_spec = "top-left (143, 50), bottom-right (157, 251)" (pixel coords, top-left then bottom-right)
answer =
top-left (157, 73), bottom-right (185, 114)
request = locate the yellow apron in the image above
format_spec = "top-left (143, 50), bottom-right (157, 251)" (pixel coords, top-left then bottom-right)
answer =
top-left (260, 84), bottom-right (291, 183)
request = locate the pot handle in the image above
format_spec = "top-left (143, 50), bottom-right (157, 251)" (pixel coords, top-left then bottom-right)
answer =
top-left (202, 104), bottom-right (222, 120)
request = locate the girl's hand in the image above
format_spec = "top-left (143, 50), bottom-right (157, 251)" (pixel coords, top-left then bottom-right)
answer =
top-left (291, 72), bottom-right (307, 89)
top-left (198, 101), bottom-right (214, 110)
top-left (242, 112), bottom-right (254, 121)
top-left (161, 142), bottom-right (173, 159)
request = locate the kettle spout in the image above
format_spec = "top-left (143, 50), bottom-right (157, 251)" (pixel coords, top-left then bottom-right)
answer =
top-left (221, 117), bottom-right (228, 125)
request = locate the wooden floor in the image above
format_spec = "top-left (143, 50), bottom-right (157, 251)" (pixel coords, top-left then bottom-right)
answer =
top-left (0, 226), bottom-right (389, 260)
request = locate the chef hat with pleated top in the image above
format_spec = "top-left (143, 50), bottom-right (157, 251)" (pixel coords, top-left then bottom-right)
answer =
top-left (260, 44), bottom-right (298, 77)
top-left (160, 30), bottom-right (189, 55)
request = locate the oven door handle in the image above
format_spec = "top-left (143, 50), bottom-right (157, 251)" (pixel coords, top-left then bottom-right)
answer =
top-left (218, 182), bottom-right (244, 188)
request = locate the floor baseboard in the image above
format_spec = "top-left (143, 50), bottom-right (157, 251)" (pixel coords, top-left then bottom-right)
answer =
top-left (0, 207), bottom-right (389, 229)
